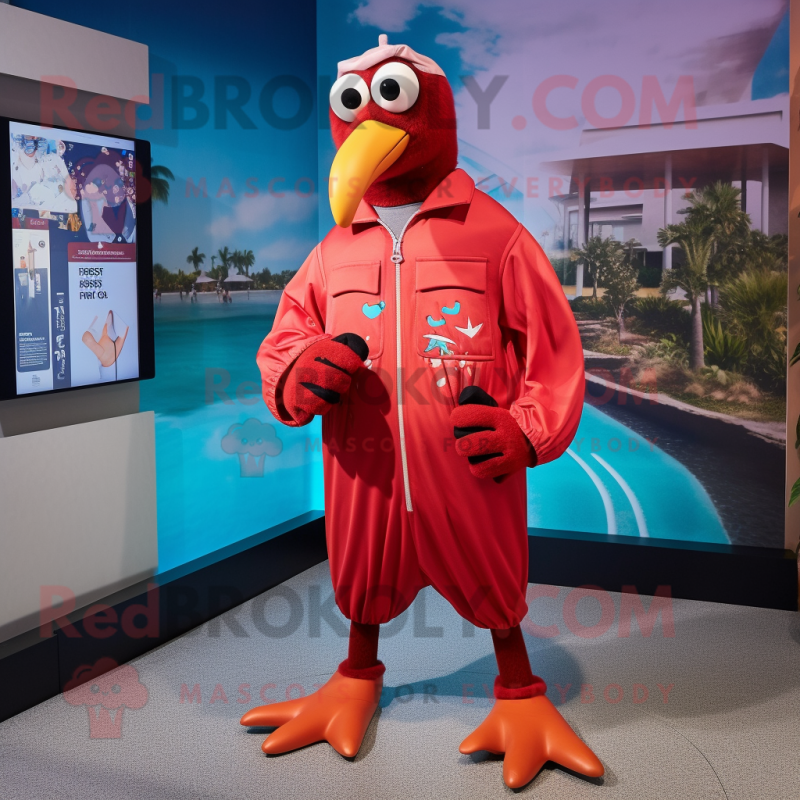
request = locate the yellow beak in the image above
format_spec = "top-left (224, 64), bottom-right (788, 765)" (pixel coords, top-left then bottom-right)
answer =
top-left (329, 120), bottom-right (409, 228)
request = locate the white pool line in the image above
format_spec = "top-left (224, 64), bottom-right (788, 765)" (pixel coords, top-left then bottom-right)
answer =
top-left (566, 449), bottom-right (617, 536)
top-left (591, 453), bottom-right (650, 538)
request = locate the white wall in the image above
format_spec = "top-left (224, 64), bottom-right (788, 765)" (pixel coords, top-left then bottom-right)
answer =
top-left (0, 5), bottom-right (148, 102)
top-left (0, 9), bottom-right (158, 640)
top-left (0, 413), bottom-right (158, 642)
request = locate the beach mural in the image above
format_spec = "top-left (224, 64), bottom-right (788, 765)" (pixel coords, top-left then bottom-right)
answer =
top-left (318, 0), bottom-right (790, 550)
top-left (22, 0), bottom-right (791, 570)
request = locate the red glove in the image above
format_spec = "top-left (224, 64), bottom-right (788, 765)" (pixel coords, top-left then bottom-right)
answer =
top-left (281, 333), bottom-right (368, 423)
top-left (451, 386), bottom-right (535, 480)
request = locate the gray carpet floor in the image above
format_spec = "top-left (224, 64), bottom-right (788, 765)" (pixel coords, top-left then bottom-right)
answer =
top-left (2, 561), bottom-right (799, 799)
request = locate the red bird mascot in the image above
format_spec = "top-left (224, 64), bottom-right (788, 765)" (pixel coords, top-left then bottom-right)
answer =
top-left (245, 34), bottom-right (601, 788)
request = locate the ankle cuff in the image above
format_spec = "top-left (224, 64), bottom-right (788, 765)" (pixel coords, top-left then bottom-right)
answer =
top-left (493, 675), bottom-right (547, 700)
top-left (337, 658), bottom-right (386, 681)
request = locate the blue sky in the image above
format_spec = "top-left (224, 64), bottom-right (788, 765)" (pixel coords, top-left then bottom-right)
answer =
top-left (753, 10), bottom-right (790, 100)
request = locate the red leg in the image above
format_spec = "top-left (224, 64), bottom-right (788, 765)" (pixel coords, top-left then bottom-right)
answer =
top-left (338, 621), bottom-right (381, 674)
top-left (491, 625), bottom-right (545, 697)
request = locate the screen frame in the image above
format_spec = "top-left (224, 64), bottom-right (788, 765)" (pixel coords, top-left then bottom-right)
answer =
top-left (0, 115), bottom-right (155, 401)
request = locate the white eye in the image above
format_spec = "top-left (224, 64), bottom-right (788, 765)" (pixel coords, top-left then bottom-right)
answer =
top-left (370, 62), bottom-right (420, 113)
top-left (329, 73), bottom-right (369, 122)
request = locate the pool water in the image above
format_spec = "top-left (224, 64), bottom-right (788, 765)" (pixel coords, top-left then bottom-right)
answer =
top-left (141, 293), bottom-right (728, 573)
top-left (139, 293), bottom-right (324, 572)
top-left (528, 406), bottom-right (727, 543)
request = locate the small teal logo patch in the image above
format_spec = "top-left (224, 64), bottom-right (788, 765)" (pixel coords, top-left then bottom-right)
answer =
top-left (362, 300), bottom-right (385, 319)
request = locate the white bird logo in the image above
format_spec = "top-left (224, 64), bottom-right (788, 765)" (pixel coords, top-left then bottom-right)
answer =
top-left (455, 318), bottom-right (483, 338)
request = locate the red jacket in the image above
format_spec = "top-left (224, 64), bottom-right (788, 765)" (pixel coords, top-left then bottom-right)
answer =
top-left (257, 169), bottom-right (584, 629)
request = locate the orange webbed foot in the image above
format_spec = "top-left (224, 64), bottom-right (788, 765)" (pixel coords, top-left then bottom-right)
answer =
top-left (459, 695), bottom-right (603, 789)
top-left (240, 671), bottom-right (382, 758)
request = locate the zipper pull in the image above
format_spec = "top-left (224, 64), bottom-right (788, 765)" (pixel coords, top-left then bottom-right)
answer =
top-left (391, 241), bottom-right (403, 264)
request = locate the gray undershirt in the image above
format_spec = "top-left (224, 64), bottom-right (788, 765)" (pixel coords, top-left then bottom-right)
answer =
top-left (373, 202), bottom-right (423, 240)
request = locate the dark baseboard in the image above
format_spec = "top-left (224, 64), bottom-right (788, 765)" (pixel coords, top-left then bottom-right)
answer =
top-left (0, 511), bottom-right (327, 724)
top-left (1, 514), bottom-right (796, 724)
top-left (528, 528), bottom-right (798, 611)
top-left (0, 632), bottom-right (60, 722)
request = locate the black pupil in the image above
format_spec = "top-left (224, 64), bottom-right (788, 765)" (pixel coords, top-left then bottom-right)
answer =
top-left (341, 88), bottom-right (362, 110)
top-left (380, 79), bottom-right (401, 101)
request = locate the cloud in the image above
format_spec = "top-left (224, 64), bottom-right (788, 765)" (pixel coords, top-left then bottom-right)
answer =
top-left (207, 191), bottom-right (316, 240)
top-left (255, 237), bottom-right (314, 266)
top-left (435, 29), bottom-right (500, 71)
top-left (350, 0), bottom-right (422, 32)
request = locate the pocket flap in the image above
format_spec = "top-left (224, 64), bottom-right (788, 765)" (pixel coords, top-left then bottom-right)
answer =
top-left (416, 258), bottom-right (487, 292)
top-left (328, 261), bottom-right (381, 297)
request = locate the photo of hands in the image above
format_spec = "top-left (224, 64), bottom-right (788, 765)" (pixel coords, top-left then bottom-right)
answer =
top-left (81, 310), bottom-right (129, 381)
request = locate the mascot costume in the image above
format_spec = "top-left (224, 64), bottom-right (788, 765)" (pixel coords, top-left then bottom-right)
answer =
top-left (244, 35), bottom-right (602, 788)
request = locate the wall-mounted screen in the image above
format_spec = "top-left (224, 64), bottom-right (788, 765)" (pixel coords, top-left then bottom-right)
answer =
top-left (0, 118), bottom-right (154, 399)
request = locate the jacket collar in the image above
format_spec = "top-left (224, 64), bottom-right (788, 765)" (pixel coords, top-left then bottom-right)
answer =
top-left (350, 168), bottom-right (475, 225)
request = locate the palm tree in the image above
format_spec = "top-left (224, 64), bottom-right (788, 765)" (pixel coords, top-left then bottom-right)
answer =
top-left (150, 159), bottom-right (175, 205)
top-left (240, 249), bottom-right (255, 276)
top-left (657, 221), bottom-right (715, 371)
top-left (679, 182), bottom-right (751, 302)
top-left (230, 249), bottom-right (243, 275)
top-left (216, 247), bottom-right (231, 280)
top-left (186, 246), bottom-right (205, 271)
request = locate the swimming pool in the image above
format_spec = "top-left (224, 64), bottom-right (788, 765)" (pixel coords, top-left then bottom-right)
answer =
top-left (528, 405), bottom-right (727, 543)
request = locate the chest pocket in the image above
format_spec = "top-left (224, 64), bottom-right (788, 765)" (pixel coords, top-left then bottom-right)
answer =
top-left (415, 257), bottom-right (493, 361)
top-left (326, 260), bottom-right (384, 360)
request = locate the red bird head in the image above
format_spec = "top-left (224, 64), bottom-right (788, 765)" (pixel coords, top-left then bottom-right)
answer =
top-left (328, 35), bottom-right (458, 226)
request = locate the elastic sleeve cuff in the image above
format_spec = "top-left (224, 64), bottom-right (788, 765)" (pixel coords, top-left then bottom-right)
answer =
top-left (493, 675), bottom-right (547, 700)
top-left (263, 333), bottom-right (330, 425)
top-left (337, 659), bottom-right (386, 681)
top-left (508, 403), bottom-right (540, 467)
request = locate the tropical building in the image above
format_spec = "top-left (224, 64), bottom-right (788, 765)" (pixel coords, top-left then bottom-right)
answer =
top-left (543, 97), bottom-right (788, 295)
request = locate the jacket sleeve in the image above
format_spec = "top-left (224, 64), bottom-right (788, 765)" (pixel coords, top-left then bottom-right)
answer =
top-left (256, 245), bottom-right (330, 426)
top-left (499, 224), bottom-right (585, 465)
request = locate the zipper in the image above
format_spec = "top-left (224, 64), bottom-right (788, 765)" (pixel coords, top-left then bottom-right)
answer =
top-left (377, 212), bottom-right (420, 514)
